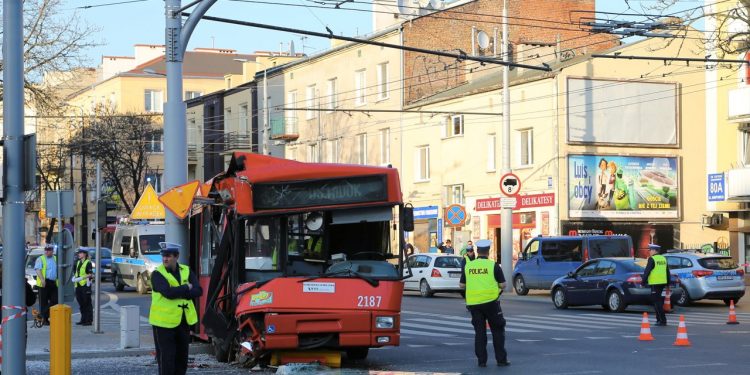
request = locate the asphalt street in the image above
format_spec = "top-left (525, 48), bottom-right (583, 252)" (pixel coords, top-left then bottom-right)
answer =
top-left (27, 287), bottom-right (750, 374)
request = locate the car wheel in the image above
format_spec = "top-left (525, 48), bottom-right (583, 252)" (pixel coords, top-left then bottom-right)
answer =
top-left (136, 273), bottom-right (149, 295)
top-left (345, 347), bottom-right (369, 360)
top-left (552, 287), bottom-right (568, 309)
top-left (514, 275), bottom-right (529, 296)
top-left (419, 279), bottom-right (433, 298)
top-left (606, 290), bottom-right (626, 313)
top-left (723, 298), bottom-right (741, 306)
top-left (675, 287), bottom-right (691, 307)
top-left (113, 272), bottom-right (125, 292)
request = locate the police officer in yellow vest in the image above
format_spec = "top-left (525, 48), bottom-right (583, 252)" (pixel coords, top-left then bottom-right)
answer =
top-left (459, 239), bottom-right (510, 367)
top-left (34, 244), bottom-right (58, 326)
top-left (643, 243), bottom-right (671, 326)
top-left (149, 242), bottom-right (203, 375)
top-left (72, 248), bottom-right (94, 326)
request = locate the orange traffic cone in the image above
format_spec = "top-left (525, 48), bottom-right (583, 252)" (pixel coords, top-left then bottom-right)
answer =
top-left (663, 287), bottom-right (672, 313)
top-left (727, 300), bottom-right (740, 325)
top-left (638, 312), bottom-right (654, 341)
top-left (673, 315), bottom-right (691, 346)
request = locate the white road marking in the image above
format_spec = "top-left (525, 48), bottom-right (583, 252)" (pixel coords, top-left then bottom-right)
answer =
top-left (399, 328), bottom-right (454, 337)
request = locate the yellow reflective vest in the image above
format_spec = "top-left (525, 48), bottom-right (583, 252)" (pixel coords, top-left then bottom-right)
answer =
top-left (647, 254), bottom-right (668, 286)
top-left (75, 259), bottom-right (91, 287)
top-left (37, 255), bottom-right (58, 287)
top-left (464, 258), bottom-right (500, 306)
top-left (149, 264), bottom-right (198, 328)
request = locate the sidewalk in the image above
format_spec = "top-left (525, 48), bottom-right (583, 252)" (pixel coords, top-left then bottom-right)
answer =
top-left (25, 306), bottom-right (209, 361)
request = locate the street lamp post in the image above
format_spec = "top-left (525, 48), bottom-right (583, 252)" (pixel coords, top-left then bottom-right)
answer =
top-left (500, 0), bottom-right (513, 291)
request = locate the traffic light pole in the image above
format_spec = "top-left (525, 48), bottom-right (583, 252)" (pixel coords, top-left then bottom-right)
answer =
top-left (93, 161), bottom-right (102, 333)
top-left (2, 0), bottom-right (28, 373)
top-left (164, 0), bottom-right (218, 264)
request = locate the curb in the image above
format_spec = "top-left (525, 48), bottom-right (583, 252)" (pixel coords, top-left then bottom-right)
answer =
top-left (26, 343), bottom-right (212, 361)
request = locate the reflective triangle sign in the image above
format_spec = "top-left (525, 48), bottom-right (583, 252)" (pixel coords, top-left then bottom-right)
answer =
top-left (130, 184), bottom-right (165, 219)
top-left (158, 180), bottom-right (201, 219)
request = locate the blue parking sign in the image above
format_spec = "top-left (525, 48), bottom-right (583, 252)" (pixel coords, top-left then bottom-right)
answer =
top-left (708, 173), bottom-right (725, 202)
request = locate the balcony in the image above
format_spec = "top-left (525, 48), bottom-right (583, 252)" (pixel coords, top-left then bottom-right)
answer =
top-left (187, 144), bottom-right (198, 162)
top-left (270, 116), bottom-right (299, 141)
top-left (726, 167), bottom-right (750, 200)
top-left (728, 86), bottom-right (750, 123)
top-left (225, 133), bottom-right (253, 152)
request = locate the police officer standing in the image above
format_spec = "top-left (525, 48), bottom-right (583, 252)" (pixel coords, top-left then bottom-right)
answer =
top-left (73, 248), bottom-right (94, 326)
top-left (643, 244), bottom-right (670, 326)
top-left (459, 239), bottom-right (510, 367)
top-left (34, 244), bottom-right (58, 326)
top-left (149, 242), bottom-right (203, 375)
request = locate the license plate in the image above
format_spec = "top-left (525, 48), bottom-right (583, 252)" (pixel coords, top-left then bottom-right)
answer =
top-left (717, 275), bottom-right (734, 281)
top-left (448, 272), bottom-right (461, 278)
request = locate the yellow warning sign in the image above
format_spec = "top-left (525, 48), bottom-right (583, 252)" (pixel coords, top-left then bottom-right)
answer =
top-left (158, 180), bottom-right (200, 219)
top-left (130, 184), bottom-right (166, 219)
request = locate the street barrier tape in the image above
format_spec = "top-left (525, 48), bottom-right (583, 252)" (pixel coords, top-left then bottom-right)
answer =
top-left (0, 305), bottom-right (28, 364)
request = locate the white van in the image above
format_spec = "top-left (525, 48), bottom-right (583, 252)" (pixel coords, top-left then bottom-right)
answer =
top-left (111, 221), bottom-right (165, 294)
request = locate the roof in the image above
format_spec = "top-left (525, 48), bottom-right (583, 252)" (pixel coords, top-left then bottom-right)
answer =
top-left (127, 51), bottom-right (254, 78)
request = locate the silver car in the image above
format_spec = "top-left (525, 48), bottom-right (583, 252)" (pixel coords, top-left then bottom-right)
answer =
top-left (665, 251), bottom-right (745, 306)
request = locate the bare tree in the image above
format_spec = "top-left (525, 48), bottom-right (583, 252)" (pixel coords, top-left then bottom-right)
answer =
top-left (66, 107), bottom-right (162, 214)
top-left (0, 0), bottom-right (100, 111)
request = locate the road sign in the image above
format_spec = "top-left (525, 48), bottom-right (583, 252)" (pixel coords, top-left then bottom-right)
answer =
top-left (158, 180), bottom-right (200, 219)
top-left (499, 173), bottom-right (522, 197)
top-left (130, 183), bottom-right (165, 219)
top-left (444, 204), bottom-right (467, 227)
top-left (500, 197), bottom-right (517, 209)
top-left (708, 173), bottom-right (725, 202)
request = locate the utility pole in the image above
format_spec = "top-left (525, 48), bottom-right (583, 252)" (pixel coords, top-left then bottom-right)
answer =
top-left (164, 0), bottom-right (219, 264)
top-left (2, 0), bottom-right (28, 372)
top-left (500, 0), bottom-right (513, 291)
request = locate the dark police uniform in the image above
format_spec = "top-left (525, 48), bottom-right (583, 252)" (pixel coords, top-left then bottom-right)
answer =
top-left (460, 239), bottom-right (509, 367)
top-left (643, 244), bottom-right (670, 326)
top-left (73, 250), bottom-right (94, 325)
top-left (149, 242), bottom-right (203, 375)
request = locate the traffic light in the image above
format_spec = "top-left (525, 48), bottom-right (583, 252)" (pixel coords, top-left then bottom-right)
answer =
top-left (96, 199), bottom-right (118, 229)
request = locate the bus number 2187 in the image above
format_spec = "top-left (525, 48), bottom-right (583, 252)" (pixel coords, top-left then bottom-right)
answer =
top-left (357, 296), bottom-right (382, 308)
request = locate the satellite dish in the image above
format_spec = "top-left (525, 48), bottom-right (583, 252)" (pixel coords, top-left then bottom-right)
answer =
top-left (417, 0), bottom-right (431, 8)
top-left (477, 31), bottom-right (491, 49)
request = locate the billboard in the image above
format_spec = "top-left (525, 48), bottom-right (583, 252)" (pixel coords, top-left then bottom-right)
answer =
top-left (568, 155), bottom-right (679, 219)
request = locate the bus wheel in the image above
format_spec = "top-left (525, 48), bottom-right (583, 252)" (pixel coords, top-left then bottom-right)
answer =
top-left (345, 347), bottom-right (369, 360)
top-left (212, 338), bottom-right (230, 363)
top-left (113, 272), bottom-right (125, 292)
top-left (136, 273), bottom-right (149, 295)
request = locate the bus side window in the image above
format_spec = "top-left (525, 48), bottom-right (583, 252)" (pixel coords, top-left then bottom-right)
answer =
top-left (121, 236), bottom-right (131, 255)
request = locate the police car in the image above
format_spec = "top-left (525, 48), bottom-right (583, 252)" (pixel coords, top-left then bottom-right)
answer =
top-left (665, 251), bottom-right (745, 306)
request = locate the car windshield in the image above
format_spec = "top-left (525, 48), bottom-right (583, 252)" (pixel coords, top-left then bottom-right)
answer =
top-left (139, 235), bottom-right (165, 255)
top-left (25, 254), bottom-right (42, 268)
top-left (434, 256), bottom-right (461, 268)
top-left (621, 259), bottom-right (647, 272)
top-left (698, 257), bottom-right (738, 270)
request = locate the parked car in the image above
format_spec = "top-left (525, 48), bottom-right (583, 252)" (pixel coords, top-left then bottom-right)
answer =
top-left (403, 253), bottom-right (464, 297)
top-left (513, 235), bottom-right (634, 295)
top-left (79, 247), bottom-right (113, 282)
top-left (550, 257), bottom-right (682, 312)
top-left (25, 247), bottom-right (46, 290)
top-left (665, 251), bottom-right (745, 306)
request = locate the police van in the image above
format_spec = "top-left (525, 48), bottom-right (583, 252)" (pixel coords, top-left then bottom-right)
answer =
top-left (111, 221), bottom-right (165, 294)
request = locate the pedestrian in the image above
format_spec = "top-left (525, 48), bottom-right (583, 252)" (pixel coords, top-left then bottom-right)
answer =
top-left (439, 239), bottom-right (455, 254)
top-left (459, 239), bottom-right (509, 367)
top-left (34, 244), bottom-right (58, 326)
top-left (460, 240), bottom-right (474, 257)
top-left (643, 243), bottom-right (670, 326)
top-left (72, 248), bottom-right (94, 326)
top-left (404, 243), bottom-right (415, 262)
top-left (149, 242), bottom-right (203, 375)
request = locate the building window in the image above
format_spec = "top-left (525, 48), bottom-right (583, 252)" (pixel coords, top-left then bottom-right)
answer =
top-left (308, 142), bottom-right (320, 162)
top-left (145, 172), bottom-right (162, 192)
top-left (327, 78), bottom-right (337, 112)
top-left (188, 118), bottom-right (197, 147)
top-left (415, 146), bottom-right (430, 181)
top-left (144, 90), bottom-right (163, 113)
top-left (327, 138), bottom-right (340, 163)
top-left (287, 147), bottom-right (297, 161)
top-left (306, 84), bottom-right (317, 120)
top-left (517, 128), bottom-right (533, 167)
top-left (145, 133), bottom-right (163, 153)
top-left (224, 107), bottom-right (233, 131)
top-left (377, 62), bottom-right (389, 100)
top-left (287, 90), bottom-right (298, 129)
top-left (446, 184), bottom-right (464, 205)
top-left (355, 69), bottom-right (366, 106)
top-left (487, 133), bottom-right (496, 171)
top-left (239, 104), bottom-right (249, 134)
top-left (444, 115), bottom-right (464, 137)
top-left (357, 133), bottom-right (367, 164)
top-left (379, 128), bottom-right (390, 165)
top-left (184, 91), bottom-right (202, 100)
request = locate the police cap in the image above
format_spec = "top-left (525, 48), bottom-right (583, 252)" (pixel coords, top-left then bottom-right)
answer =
top-left (475, 239), bottom-right (492, 252)
top-left (648, 243), bottom-right (661, 251)
top-left (159, 242), bottom-right (181, 255)
top-left (76, 248), bottom-right (89, 255)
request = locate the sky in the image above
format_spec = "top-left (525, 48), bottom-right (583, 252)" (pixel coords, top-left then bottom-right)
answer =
top-left (63, 0), bottom-right (706, 65)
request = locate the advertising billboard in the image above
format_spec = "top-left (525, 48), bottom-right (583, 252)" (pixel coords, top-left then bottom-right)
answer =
top-left (568, 155), bottom-right (679, 219)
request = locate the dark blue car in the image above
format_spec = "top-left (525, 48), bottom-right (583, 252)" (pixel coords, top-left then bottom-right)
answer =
top-left (550, 257), bottom-right (681, 312)
top-left (79, 247), bottom-right (113, 281)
